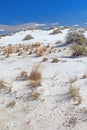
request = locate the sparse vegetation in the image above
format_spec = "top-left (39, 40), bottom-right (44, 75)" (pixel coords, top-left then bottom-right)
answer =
top-left (66, 31), bottom-right (86, 45)
top-left (68, 84), bottom-right (82, 105)
top-left (16, 70), bottom-right (29, 81)
top-left (23, 34), bottom-right (34, 41)
top-left (55, 40), bottom-right (62, 45)
top-left (29, 65), bottom-right (42, 86)
top-left (32, 92), bottom-right (40, 100)
top-left (50, 29), bottom-right (62, 35)
top-left (36, 48), bottom-right (44, 57)
top-left (52, 58), bottom-right (59, 63)
top-left (42, 57), bottom-right (48, 62)
top-left (71, 44), bottom-right (87, 56)
top-left (0, 79), bottom-right (6, 89)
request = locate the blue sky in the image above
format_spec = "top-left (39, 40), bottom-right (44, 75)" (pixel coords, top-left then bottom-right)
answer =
top-left (0, 0), bottom-right (87, 26)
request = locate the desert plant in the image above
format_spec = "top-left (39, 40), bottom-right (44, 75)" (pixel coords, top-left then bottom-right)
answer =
top-left (36, 48), bottom-right (44, 57)
top-left (20, 70), bottom-right (29, 80)
top-left (71, 44), bottom-right (87, 56)
top-left (0, 79), bottom-right (6, 89)
top-left (55, 40), bottom-right (62, 45)
top-left (32, 92), bottom-right (40, 100)
top-left (7, 44), bottom-right (13, 54)
top-left (68, 85), bottom-right (80, 98)
top-left (52, 58), bottom-right (59, 63)
top-left (23, 34), bottom-right (34, 41)
top-left (32, 42), bottom-right (42, 48)
top-left (42, 57), bottom-right (48, 62)
top-left (16, 70), bottom-right (28, 81)
top-left (50, 29), bottom-right (62, 35)
top-left (66, 31), bottom-right (86, 45)
top-left (29, 65), bottom-right (42, 87)
top-left (68, 84), bottom-right (82, 105)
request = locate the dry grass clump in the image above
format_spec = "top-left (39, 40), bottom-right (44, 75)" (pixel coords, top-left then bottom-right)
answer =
top-left (62, 26), bottom-right (70, 29)
top-left (7, 44), bottom-right (13, 54)
top-left (52, 58), bottom-right (59, 63)
top-left (0, 43), bottom-right (50, 58)
top-left (32, 42), bottom-right (42, 48)
top-left (36, 49), bottom-right (44, 57)
top-left (29, 65), bottom-right (42, 87)
top-left (17, 51), bottom-right (22, 56)
top-left (55, 40), bottom-right (62, 45)
top-left (42, 57), bottom-right (48, 62)
top-left (50, 29), bottom-right (62, 35)
top-left (16, 70), bottom-right (29, 81)
top-left (21, 70), bottom-right (29, 80)
top-left (69, 85), bottom-right (79, 98)
top-left (32, 92), bottom-right (40, 100)
top-left (36, 45), bottom-right (50, 57)
top-left (68, 84), bottom-right (82, 105)
top-left (23, 34), bottom-right (34, 41)
top-left (0, 79), bottom-right (6, 89)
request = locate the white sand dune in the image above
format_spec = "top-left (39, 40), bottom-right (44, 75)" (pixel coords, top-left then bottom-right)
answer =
top-left (0, 27), bottom-right (87, 130)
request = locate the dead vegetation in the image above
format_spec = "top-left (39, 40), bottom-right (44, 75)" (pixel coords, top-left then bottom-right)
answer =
top-left (50, 29), bottom-right (62, 35)
top-left (29, 64), bottom-right (42, 87)
top-left (0, 79), bottom-right (6, 89)
top-left (0, 43), bottom-right (51, 58)
top-left (16, 70), bottom-right (29, 81)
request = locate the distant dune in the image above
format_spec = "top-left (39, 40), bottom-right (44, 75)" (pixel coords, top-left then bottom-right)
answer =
top-left (0, 23), bottom-right (47, 34)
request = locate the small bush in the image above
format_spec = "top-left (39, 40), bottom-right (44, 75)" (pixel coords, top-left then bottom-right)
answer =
top-left (66, 31), bottom-right (86, 45)
top-left (23, 34), bottom-right (34, 41)
top-left (50, 29), bottom-right (62, 35)
top-left (52, 58), bottom-right (59, 63)
top-left (36, 49), bottom-right (44, 57)
top-left (68, 85), bottom-right (82, 105)
top-left (55, 40), bottom-right (62, 44)
top-left (42, 57), bottom-right (48, 62)
top-left (29, 65), bottom-right (42, 86)
top-left (71, 44), bottom-right (87, 56)
top-left (7, 44), bottom-right (13, 54)
top-left (20, 71), bottom-right (29, 80)
top-left (32, 92), bottom-right (40, 100)
top-left (0, 79), bottom-right (6, 89)
top-left (69, 85), bottom-right (80, 98)
top-left (16, 70), bottom-right (28, 81)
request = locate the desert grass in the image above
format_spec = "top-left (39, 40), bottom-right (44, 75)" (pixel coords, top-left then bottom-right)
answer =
top-left (68, 84), bottom-right (82, 105)
top-left (0, 79), bottom-right (6, 89)
top-left (16, 70), bottom-right (29, 81)
top-left (29, 64), bottom-right (42, 87)
top-left (50, 29), bottom-right (62, 35)
top-left (42, 57), bottom-right (48, 62)
top-left (52, 58), bottom-right (59, 63)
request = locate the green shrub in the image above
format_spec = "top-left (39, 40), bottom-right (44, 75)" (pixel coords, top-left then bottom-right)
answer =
top-left (23, 34), bottom-right (34, 41)
top-left (66, 31), bottom-right (86, 45)
top-left (71, 44), bottom-right (87, 56)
